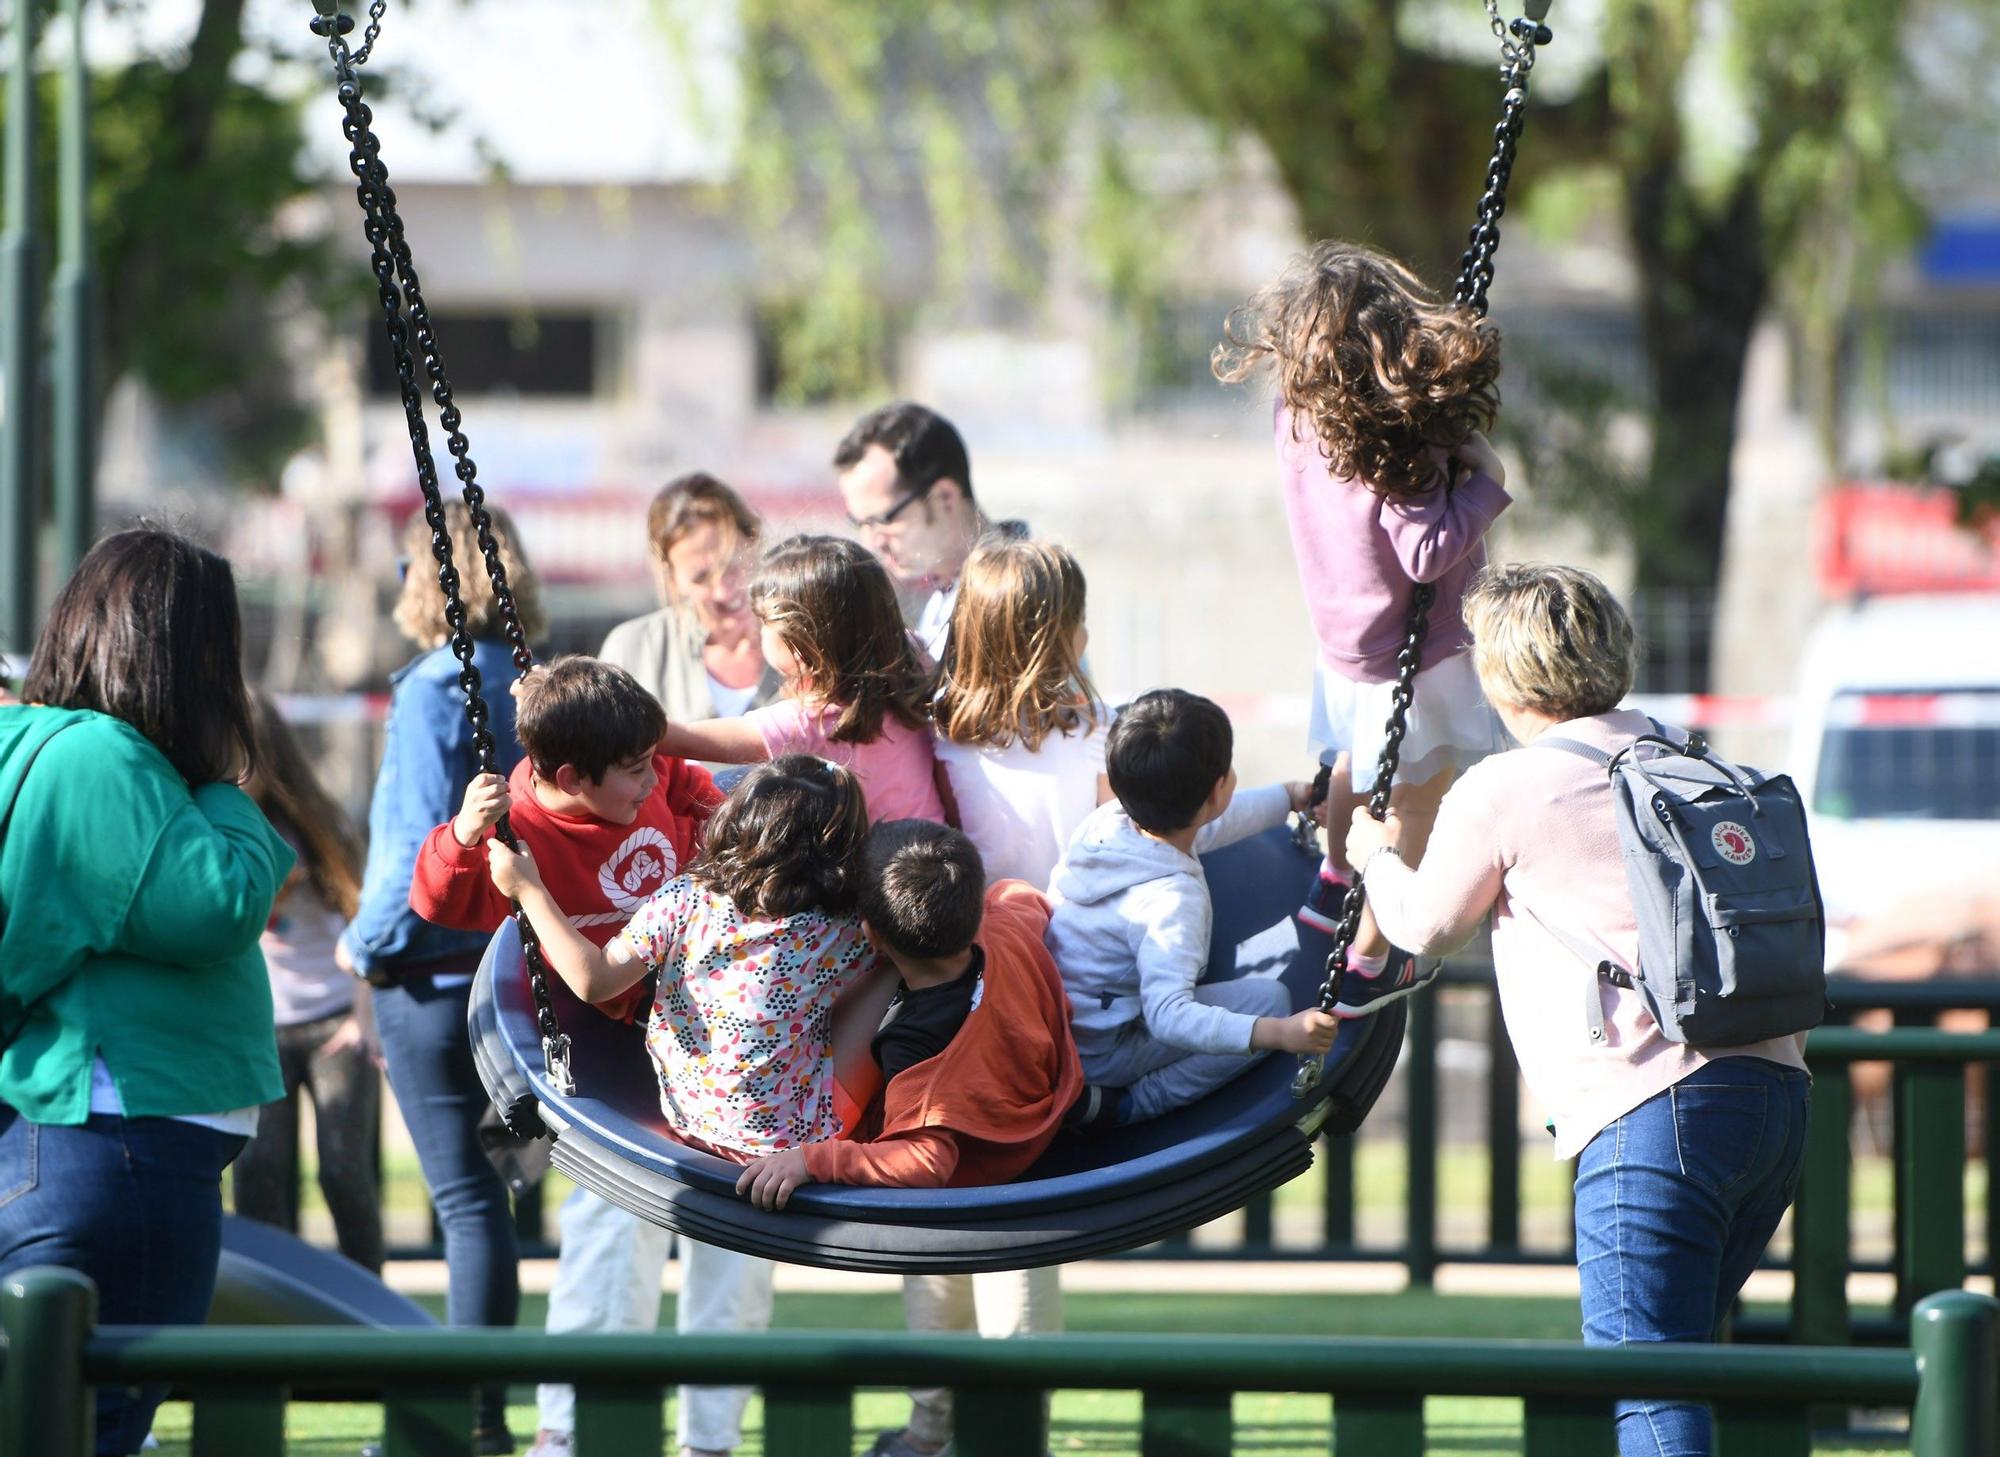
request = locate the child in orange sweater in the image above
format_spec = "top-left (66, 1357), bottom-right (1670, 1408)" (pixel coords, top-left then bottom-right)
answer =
top-left (736, 820), bottom-right (1080, 1457)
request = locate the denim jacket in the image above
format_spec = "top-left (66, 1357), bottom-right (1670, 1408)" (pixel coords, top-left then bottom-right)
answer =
top-left (340, 639), bottom-right (526, 978)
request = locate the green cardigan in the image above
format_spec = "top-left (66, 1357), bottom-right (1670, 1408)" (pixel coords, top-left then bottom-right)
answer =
top-left (0, 706), bottom-right (293, 1124)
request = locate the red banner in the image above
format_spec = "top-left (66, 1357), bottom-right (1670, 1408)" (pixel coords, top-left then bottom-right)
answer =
top-left (1818, 483), bottom-right (2000, 596)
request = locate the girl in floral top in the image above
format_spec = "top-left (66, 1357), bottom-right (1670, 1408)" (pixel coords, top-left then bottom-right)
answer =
top-left (488, 753), bottom-right (873, 1158)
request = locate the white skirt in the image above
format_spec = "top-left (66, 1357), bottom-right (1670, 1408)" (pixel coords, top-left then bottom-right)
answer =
top-left (1309, 650), bottom-right (1508, 793)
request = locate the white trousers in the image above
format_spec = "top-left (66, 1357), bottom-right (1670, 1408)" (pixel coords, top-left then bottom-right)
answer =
top-left (675, 1236), bottom-right (776, 1451)
top-left (535, 1191), bottom-right (774, 1452)
top-left (536, 1188), bottom-right (674, 1434)
top-left (901, 1267), bottom-right (1064, 1448)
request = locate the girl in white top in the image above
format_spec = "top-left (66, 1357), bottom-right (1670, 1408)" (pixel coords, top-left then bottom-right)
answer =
top-left (931, 536), bottom-right (1109, 890)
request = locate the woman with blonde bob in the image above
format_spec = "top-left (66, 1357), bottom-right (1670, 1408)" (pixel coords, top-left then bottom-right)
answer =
top-left (931, 534), bottom-right (1108, 890)
top-left (341, 501), bottom-right (544, 1456)
top-left (1346, 563), bottom-right (1809, 1457)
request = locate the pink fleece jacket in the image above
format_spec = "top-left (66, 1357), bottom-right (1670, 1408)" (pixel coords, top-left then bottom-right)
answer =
top-left (1277, 405), bottom-right (1512, 684)
top-left (1361, 709), bottom-right (1808, 1159)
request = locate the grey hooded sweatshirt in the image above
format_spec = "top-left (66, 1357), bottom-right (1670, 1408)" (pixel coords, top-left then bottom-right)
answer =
top-left (1046, 783), bottom-right (1291, 1059)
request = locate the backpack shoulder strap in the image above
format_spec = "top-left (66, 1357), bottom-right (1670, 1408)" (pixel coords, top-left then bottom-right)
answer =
top-left (1532, 735), bottom-right (1613, 767)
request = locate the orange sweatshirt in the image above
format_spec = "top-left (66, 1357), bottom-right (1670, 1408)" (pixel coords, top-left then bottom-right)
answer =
top-left (801, 880), bottom-right (1082, 1188)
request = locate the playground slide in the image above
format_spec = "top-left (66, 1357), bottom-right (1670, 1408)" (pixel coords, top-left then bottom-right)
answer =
top-left (210, 1215), bottom-right (437, 1328)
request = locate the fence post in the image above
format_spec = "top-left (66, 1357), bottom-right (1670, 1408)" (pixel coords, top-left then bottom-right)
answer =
top-left (1485, 985), bottom-right (1520, 1257)
top-left (1909, 1290), bottom-right (2000, 1457)
top-left (0, 1266), bottom-right (97, 1457)
top-left (1897, 1062), bottom-right (1966, 1318)
top-left (1791, 1064), bottom-right (1853, 1345)
top-left (1321, 1132), bottom-right (1355, 1250)
top-left (1405, 989), bottom-right (1439, 1285)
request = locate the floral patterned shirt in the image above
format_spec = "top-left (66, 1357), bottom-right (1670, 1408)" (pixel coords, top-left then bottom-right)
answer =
top-left (610, 875), bottom-right (872, 1156)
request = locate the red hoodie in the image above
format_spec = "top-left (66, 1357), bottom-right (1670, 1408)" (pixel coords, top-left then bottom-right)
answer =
top-left (410, 752), bottom-right (720, 1016)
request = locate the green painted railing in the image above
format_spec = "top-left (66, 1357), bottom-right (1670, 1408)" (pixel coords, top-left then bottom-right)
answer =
top-left (1237, 979), bottom-right (2000, 1315)
top-left (2, 1270), bottom-right (1996, 1457)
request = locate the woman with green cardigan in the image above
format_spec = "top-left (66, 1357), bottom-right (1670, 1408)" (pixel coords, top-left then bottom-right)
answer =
top-left (0, 528), bottom-right (292, 1457)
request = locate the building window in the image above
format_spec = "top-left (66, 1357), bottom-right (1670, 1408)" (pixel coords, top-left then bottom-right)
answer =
top-left (364, 311), bottom-right (601, 399)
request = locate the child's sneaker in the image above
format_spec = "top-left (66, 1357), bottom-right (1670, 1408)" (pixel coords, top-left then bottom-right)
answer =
top-left (1297, 870), bottom-right (1356, 935)
top-left (1332, 949), bottom-right (1438, 1018)
top-left (866, 1432), bottom-right (950, 1457)
top-left (524, 1432), bottom-right (572, 1457)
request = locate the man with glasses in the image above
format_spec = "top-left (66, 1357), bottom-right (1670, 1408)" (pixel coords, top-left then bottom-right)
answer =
top-left (834, 401), bottom-right (1020, 662)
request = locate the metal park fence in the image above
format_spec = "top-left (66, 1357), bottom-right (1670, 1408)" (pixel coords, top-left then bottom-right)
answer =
top-left (3, 1269), bottom-right (1997, 1457)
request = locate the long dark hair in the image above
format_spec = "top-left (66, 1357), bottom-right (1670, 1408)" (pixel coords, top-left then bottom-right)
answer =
top-left (246, 695), bottom-right (364, 920)
top-left (688, 754), bottom-right (869, 919)
top-left (24, 527), bottom-right (256, 786)
top-left (750, 535), bottom-right (928, 744)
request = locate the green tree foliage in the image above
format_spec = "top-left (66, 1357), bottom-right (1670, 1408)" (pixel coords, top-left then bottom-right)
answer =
top-left (740, 0), bottom-right (1987, 599)
top-left (15, 0), bottom-right (343, 484)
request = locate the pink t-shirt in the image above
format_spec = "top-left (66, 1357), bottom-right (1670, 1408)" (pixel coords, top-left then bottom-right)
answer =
top-left (747, 698), bottom-right (946, 824)
top-left (1361, 709), bottom-right (1808, 1160)
top-left (611, 875), bottom-right (872, 1156)
top-left (1277, 404), bottom-right (1511, 684)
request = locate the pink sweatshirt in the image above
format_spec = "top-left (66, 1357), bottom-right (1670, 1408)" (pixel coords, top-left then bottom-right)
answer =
top-left (1277, 405), bottom-right (1512, 684)
top-left (1361, 709), bottom-right (1808, 1159)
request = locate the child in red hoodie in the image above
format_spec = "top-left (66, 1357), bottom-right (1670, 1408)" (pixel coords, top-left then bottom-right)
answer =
top-left (411, 655), bottom-right (720, 973)
top-left (409, 654), bottom-right (732, 1457)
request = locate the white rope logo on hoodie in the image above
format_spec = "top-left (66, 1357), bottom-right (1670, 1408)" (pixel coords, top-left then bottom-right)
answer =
top-left (599, 825), bottom-right (677, 913)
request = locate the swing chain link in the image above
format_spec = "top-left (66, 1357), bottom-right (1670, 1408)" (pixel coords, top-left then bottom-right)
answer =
top-left (353, 0), bottom-right (387, 67)
top-left (1296, 3), bottom-right (1550, 1099)
top-left (308, 0), bottom-right (385, 67)
top-left (314, 6), bottom-right (573, 1108)
top-left (1291, 585), bottom-right (1433, 1097)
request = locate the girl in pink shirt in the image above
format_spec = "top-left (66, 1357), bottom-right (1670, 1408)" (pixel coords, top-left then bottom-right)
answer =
top-left (664, 534), bottom-right (946, 825)
top-left (1217, 241), bottom-right (1512, 1014)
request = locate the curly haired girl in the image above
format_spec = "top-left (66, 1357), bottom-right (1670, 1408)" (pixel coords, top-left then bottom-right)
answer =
top-left (488, 754), bottom-right (876, 1457)
top-left (1216, 240), bottom-right (1513, 1017)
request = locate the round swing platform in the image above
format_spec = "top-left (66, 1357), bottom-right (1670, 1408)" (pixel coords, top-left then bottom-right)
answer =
top-left (469, 824), bottom-right (1407, 1274)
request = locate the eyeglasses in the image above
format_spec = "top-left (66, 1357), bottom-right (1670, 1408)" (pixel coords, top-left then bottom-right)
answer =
top-left (847, 480), bottom-right (934, 533)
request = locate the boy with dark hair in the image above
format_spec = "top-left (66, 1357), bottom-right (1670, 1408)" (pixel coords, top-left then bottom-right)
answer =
top-left (411, 655), bottom-right (720, 960)
top-left (1047, 689), bottom-right (1337, 1128)
top-left (411, 654), bottom-right (735, 1457)
top-left (736, 819), bottom-right (1079, 1457)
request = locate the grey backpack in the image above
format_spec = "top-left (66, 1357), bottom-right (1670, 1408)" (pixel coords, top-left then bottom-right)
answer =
top-left (1538, 723), bottom-right (1827, 1047)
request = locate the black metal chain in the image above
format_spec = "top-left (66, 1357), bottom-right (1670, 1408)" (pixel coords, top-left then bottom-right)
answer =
top-left (1294, 3), bottom-right (1550, 1099)
top-left (310, 1), bottom-right (573, 1107)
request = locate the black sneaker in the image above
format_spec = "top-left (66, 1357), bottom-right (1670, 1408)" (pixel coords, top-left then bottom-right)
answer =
top-left (1298, 871), bottom-right (1356, 935)
top-left (1332, 949), bottom-right (1438, 1019)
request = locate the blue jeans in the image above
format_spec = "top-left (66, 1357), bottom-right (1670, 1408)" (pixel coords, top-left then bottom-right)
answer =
top-left (0, 1109), bottom-right (247, 1455)
top-left (374, 973), bottom-right (519, 1431)
top-left (1574, 1057), bottom-right (1811, 1457)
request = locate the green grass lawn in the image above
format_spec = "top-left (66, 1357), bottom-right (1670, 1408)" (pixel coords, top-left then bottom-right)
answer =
top-left (146, 1289), bottom-right (1913, 1456)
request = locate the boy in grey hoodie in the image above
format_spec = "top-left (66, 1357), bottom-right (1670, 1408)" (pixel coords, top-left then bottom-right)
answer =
top-left (1047, 689), bottom-right (1338, 1126)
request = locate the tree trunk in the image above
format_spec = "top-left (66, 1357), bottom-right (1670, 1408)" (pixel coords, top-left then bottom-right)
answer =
top-left (1626, 165), bottom-right (1769, 594)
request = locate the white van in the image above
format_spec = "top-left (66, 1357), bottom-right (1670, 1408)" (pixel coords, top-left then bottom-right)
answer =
top-left (1787, 593), bottom-right (2000, 961)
